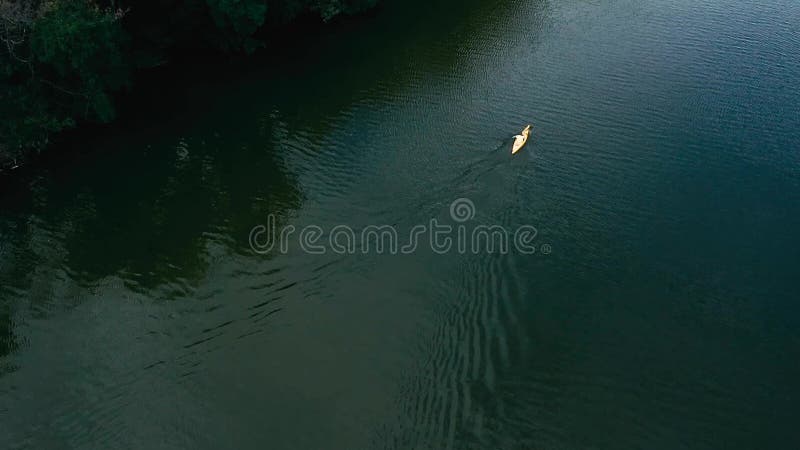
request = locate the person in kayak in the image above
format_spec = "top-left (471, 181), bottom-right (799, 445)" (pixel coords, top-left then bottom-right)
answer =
top-left (512, 124), bottom-right (532, 154)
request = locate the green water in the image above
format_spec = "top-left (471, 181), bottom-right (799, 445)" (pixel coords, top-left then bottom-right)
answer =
top-left (2, 0), bottom-right (800, 448)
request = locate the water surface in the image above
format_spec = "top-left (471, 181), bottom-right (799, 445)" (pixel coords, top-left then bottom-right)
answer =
top-left (2, 0), bottom-right (800, 448)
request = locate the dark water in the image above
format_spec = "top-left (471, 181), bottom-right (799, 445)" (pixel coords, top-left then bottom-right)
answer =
top-left (2, 0), bottom-right (800, 448)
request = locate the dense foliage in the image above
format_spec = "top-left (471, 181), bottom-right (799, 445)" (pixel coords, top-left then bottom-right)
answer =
top-left (0, 0), bottom-right (378, 166)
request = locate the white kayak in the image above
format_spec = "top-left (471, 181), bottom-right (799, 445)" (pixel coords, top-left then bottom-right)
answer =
top-left (511, 124), bottom-right (532, 154)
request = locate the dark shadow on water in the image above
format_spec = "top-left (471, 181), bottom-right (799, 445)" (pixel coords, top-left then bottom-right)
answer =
top-left (0, 0), bottom-right (531, 362)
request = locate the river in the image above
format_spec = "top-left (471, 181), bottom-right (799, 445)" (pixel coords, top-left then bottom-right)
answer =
top-left (1, 0), bottom-right (799, 448)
